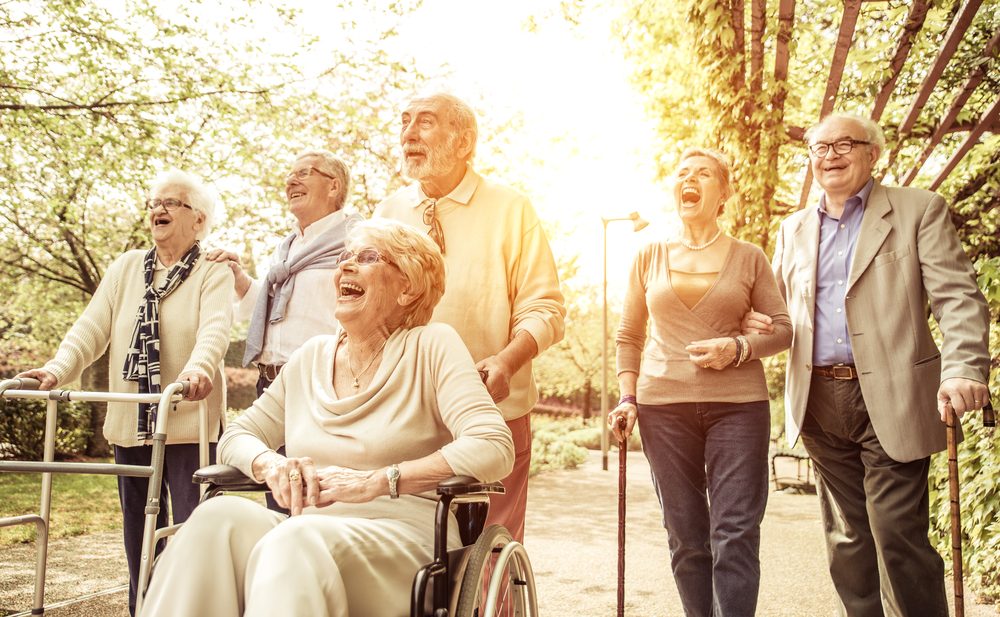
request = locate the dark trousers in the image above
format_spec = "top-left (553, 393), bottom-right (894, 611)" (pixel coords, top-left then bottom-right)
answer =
top-left (256, 374), bottom-right (289, 516)
top-left (800, 375), bottom-right (947, 617)
top-left (114, 441), bottom-right (216, 616)
top-left (638, 400), bottom-right (771, 617)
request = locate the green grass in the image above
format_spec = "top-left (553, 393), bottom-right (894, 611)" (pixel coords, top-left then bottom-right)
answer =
top-left (0, 460), bottom-right (121, 547)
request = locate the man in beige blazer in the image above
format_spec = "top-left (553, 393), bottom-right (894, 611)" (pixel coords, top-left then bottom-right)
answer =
top-left (748, 113), bottom-right (990, 616)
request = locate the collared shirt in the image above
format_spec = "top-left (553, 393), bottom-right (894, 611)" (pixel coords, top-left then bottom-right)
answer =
top-left (813, 179), bottom-right (873, 365)
top-left (235, 210), bottom-right (348, 365)
top-left (374, 164), bottom-right (566, 420)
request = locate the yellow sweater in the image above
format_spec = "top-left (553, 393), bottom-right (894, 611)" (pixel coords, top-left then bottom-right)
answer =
top-left (616, 239), bottom-right (792, 405)
top-left (375, 166), bottom-right (566, 420)
top-left (43, 250), bottom-right (234, 447)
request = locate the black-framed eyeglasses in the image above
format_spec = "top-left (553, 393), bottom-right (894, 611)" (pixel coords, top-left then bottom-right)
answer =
top-left (285, 166), bottom-right (335, 183)
top-left (145, 198), bottom-right (192, 211)
top-left (337, 248), bottom-right (395, 267)
top-left (808, 139), bottom-right (871, 157)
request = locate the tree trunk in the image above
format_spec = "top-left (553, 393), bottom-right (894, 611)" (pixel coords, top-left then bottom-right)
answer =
top-left (582, 380), bottom-right (593, 420)
top-left (82, 351), bottom-right (110, 457)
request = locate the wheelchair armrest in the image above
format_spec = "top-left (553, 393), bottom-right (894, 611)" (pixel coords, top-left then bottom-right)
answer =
top-left (436, 475), bottom-right (505, 496)
top-left (192, 464), bottom-right (266, 491)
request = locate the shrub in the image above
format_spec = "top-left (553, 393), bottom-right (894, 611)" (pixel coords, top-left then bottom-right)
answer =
top-left (529, 429), bottom-right (588, 477)
top-left (0, 398), bottom-right (93, 460)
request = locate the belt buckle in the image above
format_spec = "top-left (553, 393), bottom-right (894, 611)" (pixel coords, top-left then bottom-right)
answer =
top-left (831, 364), bottom-right (854, 380)
top-left (258, 363), bottom-right (281, 381)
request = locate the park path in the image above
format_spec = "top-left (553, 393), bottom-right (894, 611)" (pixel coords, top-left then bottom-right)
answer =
top-left (1, 449), bottom-right (996, 616)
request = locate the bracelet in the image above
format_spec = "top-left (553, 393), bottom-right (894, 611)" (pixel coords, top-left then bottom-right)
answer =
top-left (733, 335), bottom-right (751, 367)
top-left (618, 394), bottom-right (637, 407)
top-left (731, 336), bottom-right (743, 368)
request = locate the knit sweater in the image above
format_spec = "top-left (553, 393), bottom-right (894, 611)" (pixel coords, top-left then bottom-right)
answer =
top-left (43, 250), bottom-right (234, 447)
top-left (616, 239), bottom-right (792, 404)
top-left (375, 165), bottom-right (566, 420)
top-left (219, 323), bottom-right (514, 497)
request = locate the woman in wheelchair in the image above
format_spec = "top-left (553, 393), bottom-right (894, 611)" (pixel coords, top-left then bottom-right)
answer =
top-left (143, 219), bottom-right (514, 617)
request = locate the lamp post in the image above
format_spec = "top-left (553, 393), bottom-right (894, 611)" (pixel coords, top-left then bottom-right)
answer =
top-left (601, 211), bottom-right (649, 471)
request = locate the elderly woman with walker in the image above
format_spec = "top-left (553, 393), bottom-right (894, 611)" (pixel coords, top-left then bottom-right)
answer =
top-left (17, 169), bottom-right (233, 616)
top-left (609, 147), bottom-right (792, 617)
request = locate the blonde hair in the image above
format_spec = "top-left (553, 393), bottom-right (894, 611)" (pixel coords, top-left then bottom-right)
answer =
top-left (678, 147), bottom-right (734, 215)
top-left (349, 219), bottom-right (446, 329)
top-left (149, 169), bottom-right (217, 239)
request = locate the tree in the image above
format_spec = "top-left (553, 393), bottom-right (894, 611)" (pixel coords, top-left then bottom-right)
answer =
top-left (0, 0), bottom-right (428, 452)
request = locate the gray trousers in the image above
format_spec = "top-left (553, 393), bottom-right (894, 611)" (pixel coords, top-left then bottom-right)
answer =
top-left (800, 374), bottom-right (948, 617)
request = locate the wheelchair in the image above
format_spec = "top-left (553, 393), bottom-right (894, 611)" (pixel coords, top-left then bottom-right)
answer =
top-left (192, 464), bottom-right (539, 617)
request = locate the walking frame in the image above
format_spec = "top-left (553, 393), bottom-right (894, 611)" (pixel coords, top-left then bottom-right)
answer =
top-left (0, 377), bottom-right (207, 617)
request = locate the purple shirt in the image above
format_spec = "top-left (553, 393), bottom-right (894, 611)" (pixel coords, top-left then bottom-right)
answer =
top-left (813, 179), bottom-right (873, 366)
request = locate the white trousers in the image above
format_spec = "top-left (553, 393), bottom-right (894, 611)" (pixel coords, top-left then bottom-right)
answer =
top-left (142, 495), bottom-right (452, 617)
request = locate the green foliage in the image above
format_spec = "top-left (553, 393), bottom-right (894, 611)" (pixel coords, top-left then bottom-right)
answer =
top-left (0, 464), bottom-right (120, 546)
top-left (0, 0), bottom-right (429, 357)
top-left (529, 429), bottom-right (589, 477)
top-left (0, 398), bottom-right (92, 460)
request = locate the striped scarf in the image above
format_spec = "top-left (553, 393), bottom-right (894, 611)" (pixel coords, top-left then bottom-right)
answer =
top-left (123, 242), bottom-right (201, 434)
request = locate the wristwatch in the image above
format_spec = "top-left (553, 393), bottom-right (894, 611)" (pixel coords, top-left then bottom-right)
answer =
top-left (386, 464), bottom-right (400, 499)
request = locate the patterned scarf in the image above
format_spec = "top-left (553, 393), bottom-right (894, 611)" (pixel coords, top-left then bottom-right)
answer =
top-left (123, 242), bottom-right (201, 435)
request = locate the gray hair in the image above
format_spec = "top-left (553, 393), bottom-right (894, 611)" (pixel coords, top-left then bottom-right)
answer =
top-left (149, 168), bottom-right (217, 239)
top-left (414, 92), bottom-right (479, 160)
top-left (679, 147), bottom-right (734, 215)
top-left (349, 218), bottom-right (445, 330)
top-left (806, 113), bottom-right (886, 156)
top-left (295, 149), bottom-right (351, 211)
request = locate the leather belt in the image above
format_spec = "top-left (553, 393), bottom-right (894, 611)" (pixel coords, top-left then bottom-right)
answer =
top-left (257, 363), bottom-right (283, 381)
top-left (813, 364), bottom-right (859, 380)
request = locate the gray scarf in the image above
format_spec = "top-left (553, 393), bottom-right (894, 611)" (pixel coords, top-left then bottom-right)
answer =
top-left (243, 214), bottom-right (358, 366)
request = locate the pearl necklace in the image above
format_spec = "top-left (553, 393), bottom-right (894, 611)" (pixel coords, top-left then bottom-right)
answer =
top-left (679, 229), bottom-right (722, 251)
top-left (345, 337), bottom-right (388, 389)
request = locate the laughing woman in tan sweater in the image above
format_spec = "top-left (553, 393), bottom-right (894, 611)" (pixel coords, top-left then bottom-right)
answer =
top-left (17, 169), bottom-right (233, 616)
top-left (609, 148), bottom-right (792, 617)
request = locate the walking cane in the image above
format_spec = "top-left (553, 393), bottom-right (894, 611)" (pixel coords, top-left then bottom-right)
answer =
top-left (946, 398), bottom-right (995, 617)
top-left (617, 416), bottom-right (627, 617)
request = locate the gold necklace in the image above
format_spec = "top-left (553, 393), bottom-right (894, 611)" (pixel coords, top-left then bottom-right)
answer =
top-left (679, 229), bottom-right (722, 251)
top-left (346, 337), bottom-right (388, 389)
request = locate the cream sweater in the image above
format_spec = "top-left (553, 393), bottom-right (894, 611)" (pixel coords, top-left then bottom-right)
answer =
top-left (375, 166), bottom-right (566, 420)
top-left (220, 323), bottom-right (514, 497)
top-left (616, 239), bottom-right (792, 405)
top-left (43, 250), bottom-right (234, 447)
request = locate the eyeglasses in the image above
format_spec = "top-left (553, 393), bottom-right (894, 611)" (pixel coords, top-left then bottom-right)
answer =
top-left (285, 166), bottom-right (335, 183)
top-left (145, 198), bottom-right (192, 211)
top-left (337, 248), bottom-right (395, 267)
top-left (808, 139), bottom-right (871, 158)
top-left (421, 199), bottom-right (446, 255)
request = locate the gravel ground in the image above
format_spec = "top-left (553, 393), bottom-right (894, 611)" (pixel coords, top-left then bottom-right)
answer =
top-left (1, 450), bottom-right (996, 616)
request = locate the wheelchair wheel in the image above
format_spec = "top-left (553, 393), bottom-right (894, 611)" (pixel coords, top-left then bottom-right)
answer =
top-left (454, 524), bottom-right (538, 617)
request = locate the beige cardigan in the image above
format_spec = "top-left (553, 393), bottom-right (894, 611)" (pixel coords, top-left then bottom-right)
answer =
top-left (375, 165), bottom-right (566, 421)
top-left (43, 250), bottom-right (233, 447)
top-left (616, 239), bottom-right (792, 405)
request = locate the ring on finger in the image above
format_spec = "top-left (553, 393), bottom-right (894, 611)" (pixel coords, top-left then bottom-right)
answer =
top-left (288, 471), bottom-right (302, 482)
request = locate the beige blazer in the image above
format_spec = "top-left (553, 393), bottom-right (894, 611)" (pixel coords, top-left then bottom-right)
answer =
top-left (773, 181), bottom-right (990, 462)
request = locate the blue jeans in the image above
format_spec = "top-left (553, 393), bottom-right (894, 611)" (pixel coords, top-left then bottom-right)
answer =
top-left (638, 400), bottom-right (771, 617)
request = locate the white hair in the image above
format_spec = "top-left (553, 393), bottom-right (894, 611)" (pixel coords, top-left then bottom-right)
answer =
top-left (149, 169), bottom-right (217, 239)
top-left (295, 149), bottom-right (351, 210)
top-left (806, 113), bottom-right (886, 156)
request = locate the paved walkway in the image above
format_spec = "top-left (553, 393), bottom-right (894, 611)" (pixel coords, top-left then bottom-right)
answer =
top-left (1, 450), bottom-right (996, 616)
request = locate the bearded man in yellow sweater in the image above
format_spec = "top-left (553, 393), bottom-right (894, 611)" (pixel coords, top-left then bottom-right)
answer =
top-left (375, 92), bottom-right (565, 542)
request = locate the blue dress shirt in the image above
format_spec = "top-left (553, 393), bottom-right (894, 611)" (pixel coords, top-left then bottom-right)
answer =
top-left (813, 179), bottom-right (873, 366)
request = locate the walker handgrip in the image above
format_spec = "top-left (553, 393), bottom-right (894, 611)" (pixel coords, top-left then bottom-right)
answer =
top-left (984, 401), bottom-right (995, 429)
top-left (13, 377), bottom-right (41, 390)
top-left (179, 381), bottom-right (192, 396)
